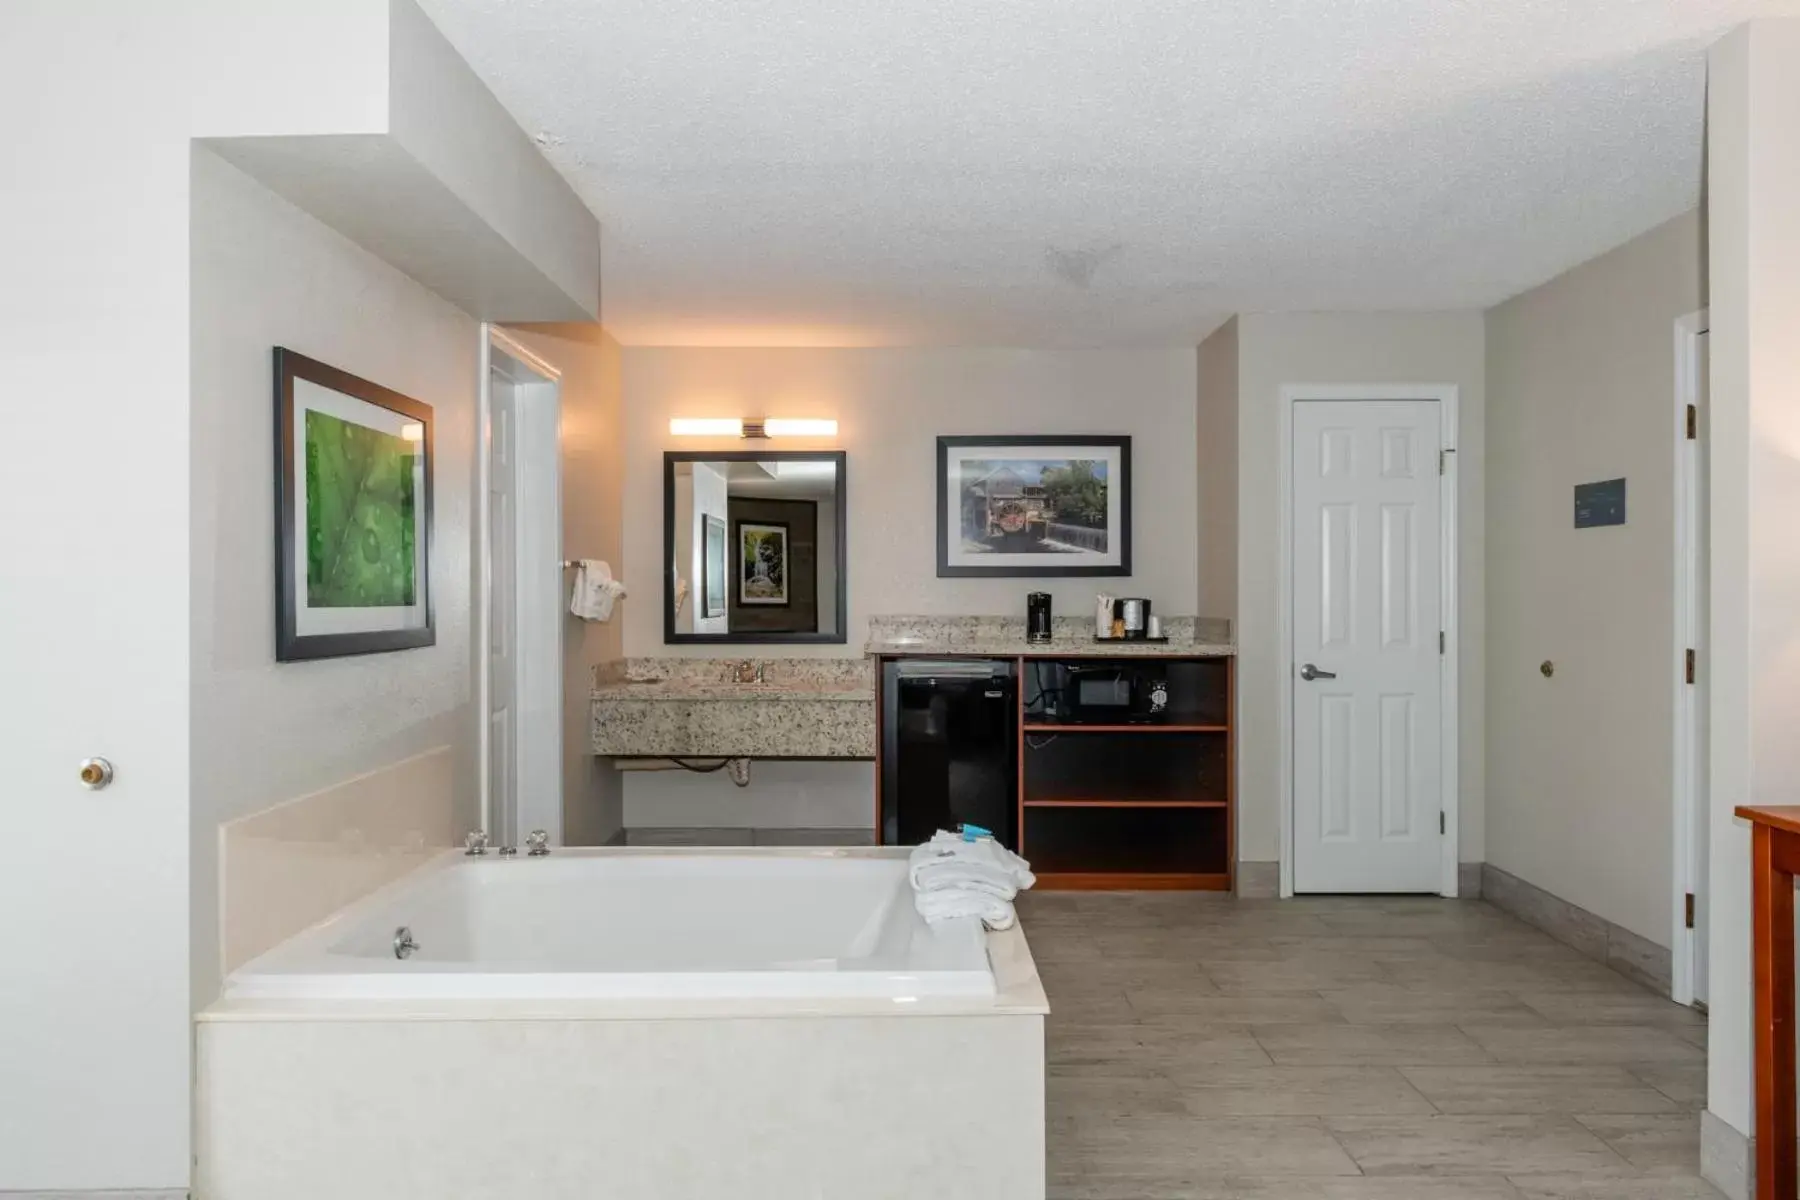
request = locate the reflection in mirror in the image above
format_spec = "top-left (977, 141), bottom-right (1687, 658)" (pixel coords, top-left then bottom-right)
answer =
top-left (665, 451), bottom-right (847, 644)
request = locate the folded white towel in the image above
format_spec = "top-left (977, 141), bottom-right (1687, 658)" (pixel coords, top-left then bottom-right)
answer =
top-left (913, 887), bottom-right (1018, 931)
top-left (910, 863), bottom-right (1020, 900)
top-left (570, 559), bottom-right (627, 622)
top-left (908, 832), bottom-right (1036, 893)
top-left (907, 831), bottom-right (1035, 930)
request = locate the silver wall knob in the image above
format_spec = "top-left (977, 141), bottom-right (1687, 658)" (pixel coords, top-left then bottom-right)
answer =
top-left (78, 757), bottom-right (114, 789)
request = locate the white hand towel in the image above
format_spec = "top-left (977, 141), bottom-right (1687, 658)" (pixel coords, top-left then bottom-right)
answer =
top-left (908, 833), bottom-right (1036, 893)
top-left (913, 887), bottom-right (1017, 930)
top-left (570, 559), bottom-right (627, 622)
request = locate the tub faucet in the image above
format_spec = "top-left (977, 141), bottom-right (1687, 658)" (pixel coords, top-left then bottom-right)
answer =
top-left (463, 830), bottom-right (489, 856)
top-left (732, 660), bottom-right (764, 684)
top-left (526, 829), bottom-right (551, 856)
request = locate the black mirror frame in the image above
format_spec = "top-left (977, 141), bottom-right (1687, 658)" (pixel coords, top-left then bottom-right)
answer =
top-left (663, 449), bottom-right (849, 645)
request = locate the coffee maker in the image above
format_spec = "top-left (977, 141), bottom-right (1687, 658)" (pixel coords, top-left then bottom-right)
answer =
top-left (1116, 597), bottom-right (1152, 639)
top-left (1026, 592), bottom-right (1052, 643)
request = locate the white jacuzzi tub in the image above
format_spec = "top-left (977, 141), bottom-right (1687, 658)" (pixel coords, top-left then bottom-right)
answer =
top-left (224, 847), bottom-right (997, 1002)
top-left (200, 846), bottom-right (1045, 1200)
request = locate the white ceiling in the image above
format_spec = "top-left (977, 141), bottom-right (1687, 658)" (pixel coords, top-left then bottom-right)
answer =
top-left (421, 0), bottom-right (1794, 347)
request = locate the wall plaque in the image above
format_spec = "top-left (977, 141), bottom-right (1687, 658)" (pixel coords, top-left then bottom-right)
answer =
top-left (1574, 478), bottom-right (1626, 528)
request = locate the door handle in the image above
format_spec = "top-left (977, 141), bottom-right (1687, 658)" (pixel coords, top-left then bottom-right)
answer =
top-left (1298, 663), bottom-right (1337, 681)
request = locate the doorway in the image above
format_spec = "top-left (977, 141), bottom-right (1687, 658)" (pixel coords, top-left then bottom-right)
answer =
top-left (479, 327), bottom-right (563, 847)
top-left (1280, 386), bottom-right (1460, 895)
top-left (1673, 310), bottom-right (1709, 1006)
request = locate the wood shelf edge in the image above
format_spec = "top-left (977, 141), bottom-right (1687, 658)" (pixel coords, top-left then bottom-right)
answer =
top-left (1022, 798), bottom-right (1228, 809)
top-left (1021, 723), bottom-right (1229, 734)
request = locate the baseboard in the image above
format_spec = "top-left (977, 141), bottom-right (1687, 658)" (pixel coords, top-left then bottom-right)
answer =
top-left (1701, 1109), bottom-right (1752, 1200)
top-left (1237, 861), bottom-right (1481, 900)
top-left (1235, 861), bottom-right (1278, 898)
top-left (1480, 863), bottom-right (1672, 993)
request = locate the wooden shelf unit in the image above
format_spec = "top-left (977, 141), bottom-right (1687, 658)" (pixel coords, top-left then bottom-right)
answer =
top-left (1020, 654), bottom-right (1234, 891)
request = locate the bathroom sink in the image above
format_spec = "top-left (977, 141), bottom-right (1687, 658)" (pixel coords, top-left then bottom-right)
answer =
top-left (592, 659), bottom-right (878, 757)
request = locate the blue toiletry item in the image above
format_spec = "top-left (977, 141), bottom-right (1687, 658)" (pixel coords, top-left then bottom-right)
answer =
top-left (961, 823), bottom-right (992, 842)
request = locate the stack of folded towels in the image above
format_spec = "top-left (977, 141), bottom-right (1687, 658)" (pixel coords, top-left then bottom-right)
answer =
top-left (908, 828), bottom-right (1037, 930)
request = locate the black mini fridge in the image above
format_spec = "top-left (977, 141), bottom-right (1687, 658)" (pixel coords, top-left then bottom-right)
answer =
top-left (880, 659), bottom-right (1018, 850)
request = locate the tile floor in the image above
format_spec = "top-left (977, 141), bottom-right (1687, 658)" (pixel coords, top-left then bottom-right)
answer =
top-left (1014, 891), bottom-right (1718, 1200)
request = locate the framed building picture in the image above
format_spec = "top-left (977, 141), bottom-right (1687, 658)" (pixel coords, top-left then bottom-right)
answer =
top-left (937, 435), bottom-right (1131, 577)
top-left (274, 347), bottom-right (434, 661)
top-left (737, 520), bottom-right (790, 606)
top-left (702, 514), bottom-right (728, 618)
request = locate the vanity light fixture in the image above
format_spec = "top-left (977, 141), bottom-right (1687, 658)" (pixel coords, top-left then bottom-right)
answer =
top-left (668, 417), bottom-right (838, 439)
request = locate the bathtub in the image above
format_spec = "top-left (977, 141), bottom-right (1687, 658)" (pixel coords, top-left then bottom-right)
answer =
top-left (225, 847), bottom-right (995, 1002)
top-left (198, 846), bottom-right (1046, 1200)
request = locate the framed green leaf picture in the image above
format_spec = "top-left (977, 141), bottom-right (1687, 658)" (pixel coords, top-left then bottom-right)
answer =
top-left (275, 348), bottom-right (434, 660)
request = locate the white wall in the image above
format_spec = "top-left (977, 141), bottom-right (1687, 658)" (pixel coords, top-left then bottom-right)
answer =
top-left (1705, 18), bottom-right (1800, 1151)
top-left (1197, 317), bottom-right (1240, 622)
top-left (1233, 313), bottom-right (1488, 869)
top-left (620, 347), bottom-right (1198, 829)
top-left (188, 147), bottom-right (481, 1008)
top-left (1484, 210), bottom-right (1704, 948)
top-left (505, 324), bottom-right (628, 847)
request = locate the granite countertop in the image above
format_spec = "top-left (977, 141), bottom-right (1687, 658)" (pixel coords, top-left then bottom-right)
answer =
top-left (591, 659), bottom-right (876, 758)
top-left (865, 614), bottom-right (1235, 659)
top-left (592, 657), bottom-right (875, 703)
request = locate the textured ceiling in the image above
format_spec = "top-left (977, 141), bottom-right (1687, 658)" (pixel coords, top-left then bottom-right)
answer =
top-left (420, 0), bottom-right (1794, 346)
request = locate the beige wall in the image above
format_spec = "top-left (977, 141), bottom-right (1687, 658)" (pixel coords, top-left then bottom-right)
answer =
top-left (187, 148), bottom-right (481, 1010)
top-left (506, 323), bottom-right (628, 846)
top-left (1197, 318), bottom-right (1239, 622)
top-left (1234, 312), bottom-right (1488, 869)
top-left (621, 347), bottom-right (1202, 657)
top-left (1484, 210), bottom-right (1704, 949)
top-left (1705, 18), bottom-right (1800, 1151)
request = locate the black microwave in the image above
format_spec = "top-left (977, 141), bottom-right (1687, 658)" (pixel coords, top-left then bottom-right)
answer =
top-left (1036, 663), bottom-right (1170, 724)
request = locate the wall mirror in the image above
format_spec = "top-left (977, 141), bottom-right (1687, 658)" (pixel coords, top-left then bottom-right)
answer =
top-left (663, 450), bottom-right (848, 644)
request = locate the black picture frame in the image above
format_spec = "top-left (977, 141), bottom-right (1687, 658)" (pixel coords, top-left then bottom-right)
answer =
top-left (274, 347), bottom-right (436, 661)
top-left (663, 449), bottom-right (848, 645)
top-left (936, 435), bottom-right (1132, 578)
top-left (735, 519), bottom-right (792, 607)
top-left (701, 514), bottom-right (728, 618)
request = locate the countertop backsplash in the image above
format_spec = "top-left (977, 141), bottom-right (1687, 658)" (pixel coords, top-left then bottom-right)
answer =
top-left (864, 614), bottom-right (1233, 657)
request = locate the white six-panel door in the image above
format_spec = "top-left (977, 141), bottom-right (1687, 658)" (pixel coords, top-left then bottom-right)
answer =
top-left (1292, 400), bottom-right (1444, 893)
